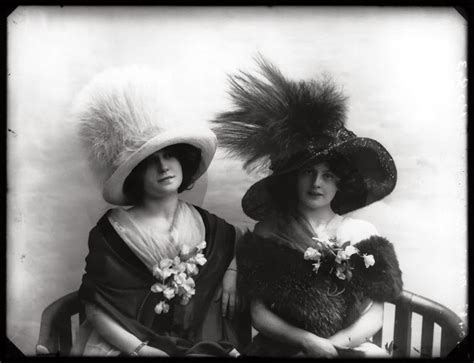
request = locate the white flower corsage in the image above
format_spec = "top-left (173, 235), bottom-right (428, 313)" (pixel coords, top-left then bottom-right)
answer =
top-left (151, 241), bottom-right (207, 314)
top-left (304, 236), bottom-right (375, 281)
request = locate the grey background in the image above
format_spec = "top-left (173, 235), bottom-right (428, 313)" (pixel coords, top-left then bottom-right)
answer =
top-left (7, 6), bottom-right (467, 355)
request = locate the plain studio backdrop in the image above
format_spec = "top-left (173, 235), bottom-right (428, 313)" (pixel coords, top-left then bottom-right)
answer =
top-left (7, 6), bottom-right (466, 356)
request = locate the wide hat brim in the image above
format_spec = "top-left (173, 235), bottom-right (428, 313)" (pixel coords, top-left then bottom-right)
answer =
top-left (103, 128), bottom-right (217, 205)
top-left (242, 137), bottom-right (397, 221)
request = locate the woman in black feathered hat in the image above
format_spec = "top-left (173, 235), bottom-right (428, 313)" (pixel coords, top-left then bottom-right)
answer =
top-left (213, 57), bottom-right (403, 357)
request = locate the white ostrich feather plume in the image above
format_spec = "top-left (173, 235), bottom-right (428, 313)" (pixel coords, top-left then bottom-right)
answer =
top-left (71, 65), bottom-right (197, 184)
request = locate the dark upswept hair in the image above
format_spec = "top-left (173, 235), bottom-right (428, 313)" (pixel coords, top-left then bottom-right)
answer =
top-left (123, 143), bottom-right (202, 205)
top-left (268, 153), bottom-right (368, 216)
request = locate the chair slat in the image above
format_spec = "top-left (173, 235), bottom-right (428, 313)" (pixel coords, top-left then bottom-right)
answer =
top-left (420, 317), bottom-right (434, 358)
top-left (440, 328), bottom-right (459, 357)
top-left (393, 304), bottom-right (412, 357)
top-left (372, 303), bottom-right (384, 347)
top-left (372, 329), bottom-right (382, 347)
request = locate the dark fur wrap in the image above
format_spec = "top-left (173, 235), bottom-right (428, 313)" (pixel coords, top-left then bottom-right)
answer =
top-left (236, 232), bottom-right (403, 338)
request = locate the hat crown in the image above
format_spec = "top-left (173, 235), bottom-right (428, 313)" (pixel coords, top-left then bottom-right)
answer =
top-left (74, 65), bottom-right (205, 183)
top-left (270, 126), bottom-right (357, 172)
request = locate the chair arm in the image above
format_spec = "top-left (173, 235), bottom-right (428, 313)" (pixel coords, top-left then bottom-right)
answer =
top-left (397, 290), bottom-right (465, 338)
top-left (392, 290), bottom-right (465, 358)
top-left (36, 291), bottom-right (81, 355)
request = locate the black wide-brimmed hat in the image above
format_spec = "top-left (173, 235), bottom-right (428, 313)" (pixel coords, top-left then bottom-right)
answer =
top-left (213, 57), bottom-right (397, 221)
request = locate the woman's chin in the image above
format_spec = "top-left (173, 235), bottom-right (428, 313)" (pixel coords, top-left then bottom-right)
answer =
top-left (146, 187), bottom-right (180, 199)
top-left (301, 200), bottom-right (331, 211)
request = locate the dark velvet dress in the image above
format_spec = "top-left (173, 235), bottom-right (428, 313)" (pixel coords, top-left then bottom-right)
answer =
top-left (77, 206), bottom-right (251, 356)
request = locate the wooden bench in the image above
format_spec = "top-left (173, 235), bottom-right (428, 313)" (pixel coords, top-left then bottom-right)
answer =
top-left (36, 289), bottom-right (465, 357)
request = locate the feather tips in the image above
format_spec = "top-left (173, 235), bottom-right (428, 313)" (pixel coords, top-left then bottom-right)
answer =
top-left (72, 66), bottom-right (170, 183)
top-left (213, 57), bottom-right (348, 171)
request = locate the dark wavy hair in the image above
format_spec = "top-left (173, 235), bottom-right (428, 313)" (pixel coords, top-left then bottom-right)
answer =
top-left (268, 152), bottom-right (368, 215)
top-left (123, 143), bottom-right (202, 205)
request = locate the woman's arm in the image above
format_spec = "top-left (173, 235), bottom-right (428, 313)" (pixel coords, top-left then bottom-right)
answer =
top-left (221, 257), bottom-right (238, 319)
top-left (85, 303), bottom-right (168, 356)
top-left (328, 300), bottom-right (384, 349)
top-left (221, 226), bottom-right (248, 319)
top-left (250, 299), bottom-right (338, 358)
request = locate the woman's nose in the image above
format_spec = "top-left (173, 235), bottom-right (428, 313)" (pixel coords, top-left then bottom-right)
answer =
top-left (313, 173), bottom-right (322, 187)
top-left (156, 158), bottom-right (169, 173)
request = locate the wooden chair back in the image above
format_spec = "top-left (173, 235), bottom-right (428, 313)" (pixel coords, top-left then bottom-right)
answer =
top-left (372, 290), bottom-right (465, 358)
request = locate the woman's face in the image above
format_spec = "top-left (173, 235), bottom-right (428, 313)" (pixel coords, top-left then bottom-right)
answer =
top-left (142, 147), bottom-right (183, 198)
top-left (297, 162), bottom-right (339, 211)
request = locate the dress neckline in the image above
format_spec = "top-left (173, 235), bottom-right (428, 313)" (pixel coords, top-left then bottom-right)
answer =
top-left (303, 213), bottom-right (345, 239)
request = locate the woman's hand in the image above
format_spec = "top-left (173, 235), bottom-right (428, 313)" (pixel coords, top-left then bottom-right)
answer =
top-left (138, 345), bottom-right (169, 357)
top-left (220, 268), bottom-right (239, 319)
top-left (328, 300), bottom-right (383, 349)
top-left (301, 333), bottom-right (339, 358)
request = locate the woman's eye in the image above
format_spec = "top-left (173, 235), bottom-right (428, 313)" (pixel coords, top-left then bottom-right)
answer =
top-left (323, 173), bottom-right (334, 179)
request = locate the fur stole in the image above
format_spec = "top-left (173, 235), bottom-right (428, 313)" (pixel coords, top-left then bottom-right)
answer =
top-left (236, 232), bottom-right (403, 338)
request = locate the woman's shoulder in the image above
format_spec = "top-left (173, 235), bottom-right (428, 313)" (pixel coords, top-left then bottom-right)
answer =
top-left (185, 202), bottom-right (236, 231)
top-left (253, 219), bottom-right (276, 238)
top-left (90, 208), bottom-right (120, 234)
top-left (188, 203), bottom-right (222, 221)
top-left (238, 227), bottom-right (307, 268)
top-left (336, 216), bottom-right (379, 244)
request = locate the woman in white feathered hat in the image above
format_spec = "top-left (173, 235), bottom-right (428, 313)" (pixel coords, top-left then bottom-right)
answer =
top-left (70, 66), bottom-right (250, 357)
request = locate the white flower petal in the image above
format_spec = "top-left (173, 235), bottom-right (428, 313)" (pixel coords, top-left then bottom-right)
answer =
top-left (304, 247), bottom-right (321, 261)
top-left (159, 258), bottom-right (174, 269)
top-left (163, 287), bottom-right (176, 300)
top-left (151, 283), bottom-right (165, 293)
top-left (180, 245), bottom-right (191, 257)
top-left (363, 254), bottom-right (375, 268)
top-left (162, 268), bottom-right (173, 280)
top-left (152, 266), bottom-right (163, 280)
top-left (195, 253), bottom-right (207, 266)
top-left (335, 250), bottom-right (347, 264)
top-left (335, 268), bottom-right (346, 280)
top-left (344, 245), bottom-right (359, 257)
top-left (155, 301), bottom-right (167, 314)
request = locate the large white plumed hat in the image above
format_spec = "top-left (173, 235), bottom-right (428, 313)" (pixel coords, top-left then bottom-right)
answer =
top-left (73, 65), bottom-right (217, 205)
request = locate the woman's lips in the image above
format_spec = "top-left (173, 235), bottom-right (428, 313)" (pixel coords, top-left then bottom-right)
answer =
top-left (158, 175), bottom-right (175, 182)
top-left (308, 190), bottom-right (323, 197)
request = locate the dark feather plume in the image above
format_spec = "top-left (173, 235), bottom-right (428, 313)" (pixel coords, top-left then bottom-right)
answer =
top-left (212, 56), bottom-right (348, 171)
